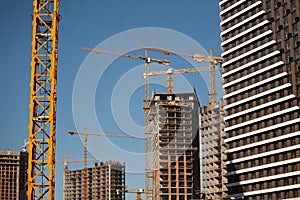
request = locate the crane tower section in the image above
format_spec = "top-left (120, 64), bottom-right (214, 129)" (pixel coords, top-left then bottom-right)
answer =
top-left (27, 0), bottom-right (60, 199)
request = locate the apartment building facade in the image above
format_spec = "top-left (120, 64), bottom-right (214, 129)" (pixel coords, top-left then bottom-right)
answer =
top-left (0, 150), bottom-right (28, 200)
top-left (220, 0), bottom-right (300, 199)
top-left (201, 100), bottom-right (227, 199)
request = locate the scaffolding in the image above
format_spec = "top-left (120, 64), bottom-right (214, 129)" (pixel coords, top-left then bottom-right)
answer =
top-left (148, 92), bottom-right (200, 200)
top-left (64, 161), bottom-right (125, 200)
top-left (0, 150), bottom-right (28, 200)
top-left (200, 100), bottom-right (227, 199)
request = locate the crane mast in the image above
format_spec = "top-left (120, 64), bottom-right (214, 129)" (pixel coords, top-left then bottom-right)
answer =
top-left (143, 49), bottom-right (151, 200)
top-left (27, 0), bottom-right (60, 199)
top-left (209, 48), bottom-right (216, 103)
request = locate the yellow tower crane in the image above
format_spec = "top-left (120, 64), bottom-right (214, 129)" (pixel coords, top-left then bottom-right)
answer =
top-left (140, 46), bottom-right (223, 103)
top-left (27, 0), bottom-right (60, 199)
top-left (79, 47), bottom-right (170, 200)
top-left (67, 129), bottom-right (135, 200)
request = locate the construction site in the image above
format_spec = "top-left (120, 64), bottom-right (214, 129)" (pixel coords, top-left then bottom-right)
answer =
top-left (2, 0), bottom-right (300, 200)
top-left (64, 161), bottom-right (125, 200)
top-left (1, 0), bottom-right (224, 198)
top-left (149, 92), bottom-right (201, 200)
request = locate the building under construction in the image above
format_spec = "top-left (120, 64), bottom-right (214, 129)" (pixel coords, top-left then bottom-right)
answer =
top-left (64, 161), bottom-right (125, 200)
top-left (200, 100), bottom-right (227, 199)
top-left (0, 150), bottom-right (28, 200)
top-left (148, 92), bottom-right (200, 200)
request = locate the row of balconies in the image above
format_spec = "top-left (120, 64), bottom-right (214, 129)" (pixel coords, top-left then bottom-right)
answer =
top-left (205, 163), bottom-right (221, 171)
top-left (204, 146), bottom-right (227, 156)
top-left (204, 185), bottom-right (227, 194)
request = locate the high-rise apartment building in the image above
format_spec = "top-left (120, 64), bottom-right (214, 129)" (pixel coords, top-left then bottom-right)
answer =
top-left (220, 0), bottom-right (300, 199)
top-left (148, 92), bottom-right (200, 200)
top-left (0, 150), bottom-right (28, 200)
top-left (201, 99), bottom-right (227, 199)
top-left (64, 161), bottom-right (125, 200)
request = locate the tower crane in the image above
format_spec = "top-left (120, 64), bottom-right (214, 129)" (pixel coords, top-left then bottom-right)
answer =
top-left (143, 49), bottom-right (151, 200)
top-left (140, 46), bottom-right (223, 199)
top-left (67, 129), bottom-right (135, 200)
top-left (79, 47), bottom-right (170, 66)
top-left (117, 188), bottom-right (145, 200)
top-left (56, 155), bottom-right (98, 172)
top-left (79, 47), bottom-right (170, 200)
top-left (144, 66), bottom-right (220, 94)
top-left (139, 46), bottom-right (223, 63)
top-left (27, 0), bottom-right (60, 199)
top-left (140, 46), bottom-right (223, 103)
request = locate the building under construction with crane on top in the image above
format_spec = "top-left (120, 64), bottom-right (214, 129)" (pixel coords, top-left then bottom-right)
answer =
top-left (64, 161), bottom-right (125, 200)
top-left (148, 92), bottom-right (201, 200)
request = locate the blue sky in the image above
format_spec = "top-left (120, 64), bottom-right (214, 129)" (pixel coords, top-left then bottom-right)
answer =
top-left (0, 1), bottom-right (222, 199)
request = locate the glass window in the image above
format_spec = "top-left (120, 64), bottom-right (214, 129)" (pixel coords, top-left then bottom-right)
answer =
top-left (284, 178), bottom-right (288, 186)
top-left (284, 27), bottom-right (290, 39)
top-left (291, 0), bottom-right (296, 11)
top-left (266, 1), bottom-right (271, 10)
top-left (276, 32), bottom-right (281, 42)
top-left (291, 151), bottom-right (296, 158)
top-left (284, 16), bottom-right (288, 26)
top-left (293, 177), bottom-right (298, 184)
top-left (275, 9), bottom-right (280, 19)
top-left (286, 51), bottom-right (290, 62)
top-left (295, 48), bottom-right (299, 59)
top-left (294, 190), bottom-right (298, 197)
top-left (294, 35), bottom-right (298, 47)
top-left (276, 179), bottom-right (280, 187)
top-left (285, 191), bottom-right (289, 199)
top-left (268, 169), bottom-right (272, 176)
top-left (292, 12), bottom-right (297, 23)
top-left (285, 41), bottom-right (290, 50)
top-left (293, 24), bottom-right (298, 34)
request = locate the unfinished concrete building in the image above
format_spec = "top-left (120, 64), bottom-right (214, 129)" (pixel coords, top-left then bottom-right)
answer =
top-left (200, 100), bottom-right (227, 199)
top-left (0, 150), bottom-right (28, 200)
top-left (64, 161), bottom-right (125, 200)
top-left (148, 92), bottom-right (200, 200)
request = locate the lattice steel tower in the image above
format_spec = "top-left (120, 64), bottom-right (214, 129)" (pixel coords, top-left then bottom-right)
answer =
top-left (27, 0), bottom-right (60, 199)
